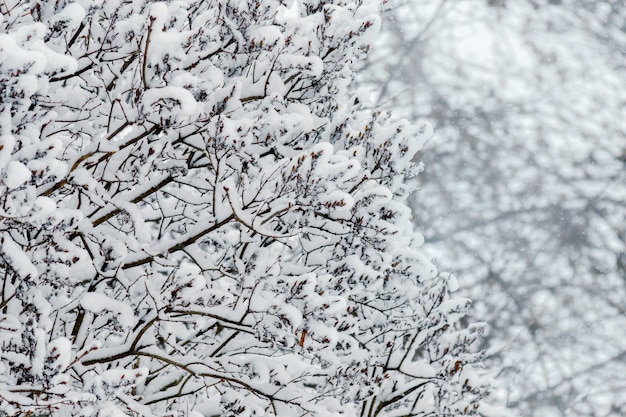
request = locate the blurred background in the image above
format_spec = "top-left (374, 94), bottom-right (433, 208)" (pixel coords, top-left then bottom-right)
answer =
top-left (361, 1), bottom-right (626, 416)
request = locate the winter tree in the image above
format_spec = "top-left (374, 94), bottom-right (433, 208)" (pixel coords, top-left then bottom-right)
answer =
top-left (0, 0), bottom-right (492, 416)
top-left (364, 1), bottom-right (626, 416)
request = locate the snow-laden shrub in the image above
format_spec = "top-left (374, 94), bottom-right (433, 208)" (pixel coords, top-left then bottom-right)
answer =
top-left (0, 0), bottom-right (491, 415)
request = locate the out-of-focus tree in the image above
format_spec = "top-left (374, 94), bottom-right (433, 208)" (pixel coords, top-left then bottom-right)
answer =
top-left (0, 0), bottom-right (494, 415)
top-left (363, 1), bottom-right (626, 416)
